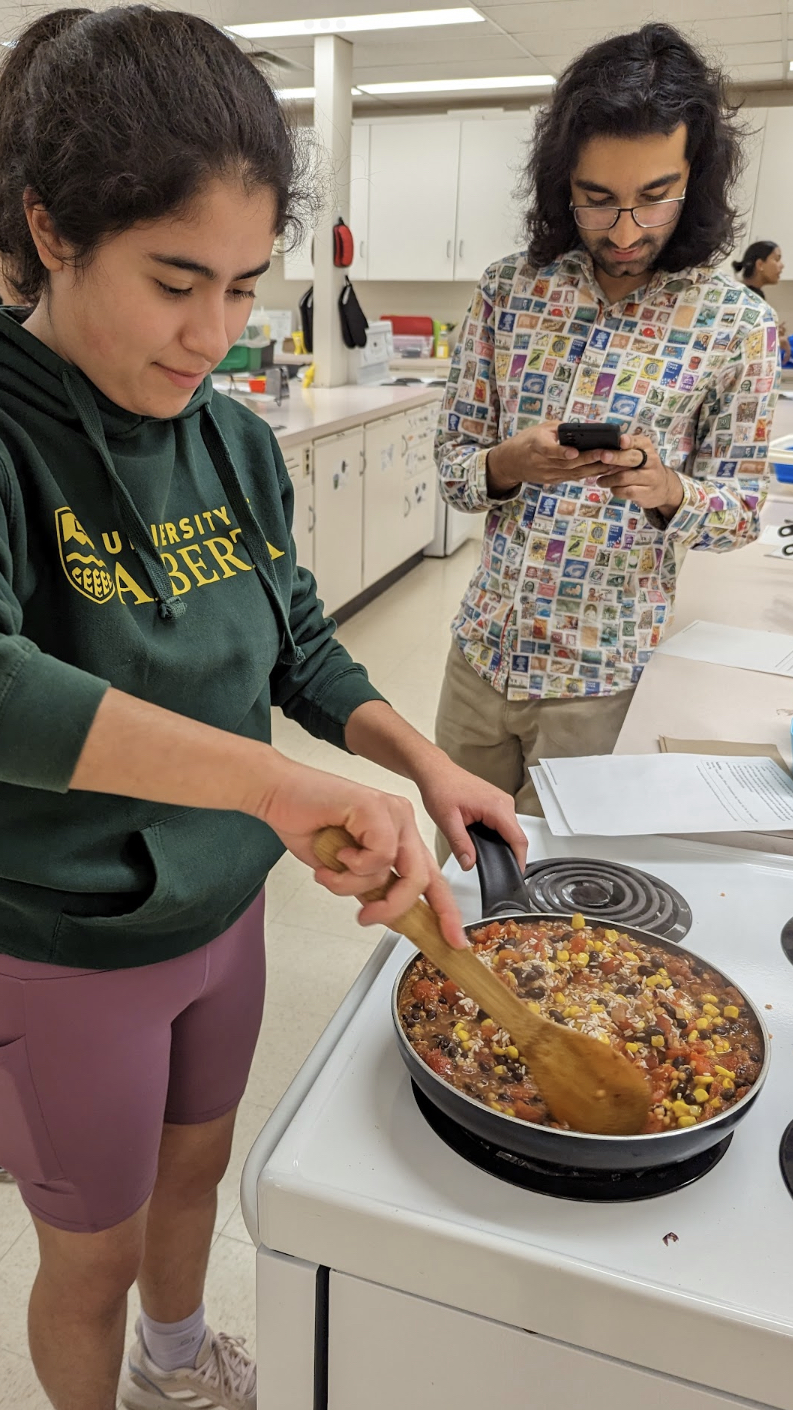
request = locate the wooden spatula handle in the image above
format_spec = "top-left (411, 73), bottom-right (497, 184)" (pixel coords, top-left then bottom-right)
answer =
top-left (313, 826), bottom-right (539, 1038)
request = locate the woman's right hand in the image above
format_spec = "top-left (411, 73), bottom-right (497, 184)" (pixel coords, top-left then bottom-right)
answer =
top-left (485, 422), bottom-right (606, 495)
top-left (251, 753), bottom-right (467, 949)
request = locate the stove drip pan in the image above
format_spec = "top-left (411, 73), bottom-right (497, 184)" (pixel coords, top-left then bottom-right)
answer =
top-left (521, 859), bottom-right (692, 943)
top-left (413, 1084), bottom-right (732, 1202)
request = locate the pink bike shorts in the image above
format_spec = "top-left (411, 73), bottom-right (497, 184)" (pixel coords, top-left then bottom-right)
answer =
top-left (0, 891), bottom-right (266, 1234)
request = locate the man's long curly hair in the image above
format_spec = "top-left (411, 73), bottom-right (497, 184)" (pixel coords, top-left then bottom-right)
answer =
top-left (525, 23), bottom-right (747, 272)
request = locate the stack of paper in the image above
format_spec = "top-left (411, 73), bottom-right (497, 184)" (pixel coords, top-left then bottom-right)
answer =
top-left (529, 754), bottom-right (793, 837)
top-left (655, 620), bottom-right (793, 677)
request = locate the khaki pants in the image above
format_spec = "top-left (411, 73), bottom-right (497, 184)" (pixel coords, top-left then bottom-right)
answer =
top-left (434, 643), bottom-right (635, 864)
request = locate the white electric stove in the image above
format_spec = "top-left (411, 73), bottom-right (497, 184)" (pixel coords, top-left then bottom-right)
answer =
top-left (242, 823), bottom-right (793, 1410)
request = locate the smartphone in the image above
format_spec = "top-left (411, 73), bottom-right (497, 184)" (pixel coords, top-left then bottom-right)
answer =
top-left (558, 421), bottom-right (621, 452)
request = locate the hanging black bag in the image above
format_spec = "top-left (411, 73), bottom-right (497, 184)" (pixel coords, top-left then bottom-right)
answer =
top-left (338, 276), bottom-right (368, 349)
top-left (298, 285), bottom-right (313, 354)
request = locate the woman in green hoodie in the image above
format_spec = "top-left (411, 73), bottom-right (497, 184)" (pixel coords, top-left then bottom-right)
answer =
top-left (0, 10), bottom-right (525, 1410)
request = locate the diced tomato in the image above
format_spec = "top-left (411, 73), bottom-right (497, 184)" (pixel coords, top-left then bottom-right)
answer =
top-left (644, 1050), bottom-right (660, 1071)
top-left (655, 1013), bottom-right (673, 1038)
top-left (485, 922), bottom-right (503, 941)
top-left (714, 1052), bottom-right (738, 1072)
top-left (513, 1100), bottom-right (542, 1123)
top-left (665, 1047), bottom-right (688, 1062)
top-left (496, 948), bottom-right (522, 967)
top-left (691, 1054), bottom-right (713, 1077)
top-left (425, 1050), bottom-right (455, 1077)
top-left (412, 978), bottom-right (440, 1004)
top-left (569, 935), bottom-right (587, 954)
top-left (600, 958), bottom-right (618, 975)
top-left (440, 979), bottom-right (463, 1005)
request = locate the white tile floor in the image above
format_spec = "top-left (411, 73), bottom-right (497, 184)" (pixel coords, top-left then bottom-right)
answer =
top-left (0, 534), bottom-right (482, 1408)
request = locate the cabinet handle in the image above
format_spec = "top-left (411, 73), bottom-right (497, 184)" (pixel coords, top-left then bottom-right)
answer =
top-left (308, 505), bottom-right (316, 533)
top-left (401, 435), bottom-right (409, 456)
top-left (446, 240), bottom-right (452, 260)
top-left (360, 239), bottom-right (366, 259)
top-left (404, 496), bottom-right (411, 517)
top-left (458, 239), bottom-right (464, 260)
top-left (359, 449), bottom-right (366, 475)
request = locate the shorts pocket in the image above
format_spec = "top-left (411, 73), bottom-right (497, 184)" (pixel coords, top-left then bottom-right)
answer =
top-left (0, 1036), bottom-right (63, 1183)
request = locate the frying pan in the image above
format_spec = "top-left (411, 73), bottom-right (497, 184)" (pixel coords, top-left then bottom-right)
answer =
top-left (391, 824), bottom-right (770, 1173)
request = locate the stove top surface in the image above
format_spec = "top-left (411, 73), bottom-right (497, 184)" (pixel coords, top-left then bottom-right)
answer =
top-left (253, 825), bottom-right (793, 1407)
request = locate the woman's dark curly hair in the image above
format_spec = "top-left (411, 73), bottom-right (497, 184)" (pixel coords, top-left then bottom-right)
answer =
top-left (526, 23), bottom-right (746, 272)
top-left (0, 6), bottom-right (314, 303)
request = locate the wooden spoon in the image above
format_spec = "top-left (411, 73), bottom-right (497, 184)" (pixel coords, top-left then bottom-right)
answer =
top-left (314, 826), bottom-right (650, 1136)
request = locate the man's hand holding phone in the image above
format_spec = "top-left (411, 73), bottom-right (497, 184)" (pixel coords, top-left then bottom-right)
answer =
top-left (485, 422), bottom-right (606, 497)
top-left (596, 432), bottom-right (684, 518)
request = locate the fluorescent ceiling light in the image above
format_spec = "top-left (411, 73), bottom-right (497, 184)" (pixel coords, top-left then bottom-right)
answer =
top-left (228, 8), bottom-right (483, 40)
top-left (276, 86), bottom-right (366, 98)
top-left (358, 74), bottom-right (555, 94)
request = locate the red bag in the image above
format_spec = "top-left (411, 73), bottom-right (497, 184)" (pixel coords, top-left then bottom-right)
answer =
top-left (333, 219), bottom-right (354, 268)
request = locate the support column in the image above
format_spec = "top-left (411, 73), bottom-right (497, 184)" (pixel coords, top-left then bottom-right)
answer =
top-left (312, 33), bottom-right (353, 387)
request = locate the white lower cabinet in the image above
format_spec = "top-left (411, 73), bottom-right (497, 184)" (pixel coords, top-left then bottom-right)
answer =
top-left (362, 413), bottom-right (410, 589)
top-left (312, 426), bottom-right (364, 616)
top-left (282, 444), bottom-right (314, 575)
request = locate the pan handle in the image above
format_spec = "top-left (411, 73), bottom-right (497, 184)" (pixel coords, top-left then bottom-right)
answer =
top-left (465, 821), bottom-right (531, 917)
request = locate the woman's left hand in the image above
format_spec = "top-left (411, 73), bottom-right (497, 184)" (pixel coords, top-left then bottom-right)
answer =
top-left (417, 757), bottom-right (527, 873)
top-left (595, 433), bottom-right (684, 517)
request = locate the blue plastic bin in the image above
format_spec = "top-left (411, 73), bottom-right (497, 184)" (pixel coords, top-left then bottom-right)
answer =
top-left (770, 436), bottom-right (793, 484)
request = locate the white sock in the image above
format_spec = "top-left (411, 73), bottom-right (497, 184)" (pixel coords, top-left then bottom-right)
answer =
top-left (140, 1304), bottom-right (207, 1372)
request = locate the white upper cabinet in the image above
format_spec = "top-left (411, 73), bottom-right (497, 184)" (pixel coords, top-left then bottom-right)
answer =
top-left (366, 120), bottom-right (461, 281)
top-left (453, 115), bottom-right (536, 282)
top-left (746, 110), bottom-right (791, 259)
top-left (349, 123), bottom-right (371, 281)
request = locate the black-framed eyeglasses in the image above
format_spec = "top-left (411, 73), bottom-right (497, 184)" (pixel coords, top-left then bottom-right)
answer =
top-left (570, 192), bottom-right (687, 232)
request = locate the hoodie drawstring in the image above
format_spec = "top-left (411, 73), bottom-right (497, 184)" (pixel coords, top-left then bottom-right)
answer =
top-left (201, 406), bottom-right (303, 665)
top-left (62, 370), bottom-right (186, 620)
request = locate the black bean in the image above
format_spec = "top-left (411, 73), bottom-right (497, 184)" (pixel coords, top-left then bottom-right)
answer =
top-left (425, 1008), bottom-right (437, 1020)
top-left (671, 1056), bottom-right (684, 1069)
top-left (660, 1002), bottom-right (678, 1021)
top-left (617, 983), bottom-right (640, 996)
top-left (478, 1061), bottom-right (492, 1072)
top-left (645, 1027), bottom-right (663, 1040)
top-left (549, 1010), bottom-right (565, 1023)
top-left (750, 1052), bottom-right (761, 1063)
top-left (712, 1024), bottom-right (728, 1036)
top-left (638, 964), bottom-right (654, 976)
top-left (434, 1035), bottom-right (451, 1050)
top-left (524, 963), bottom-right (545, 981)
top-left (525, 985), bottom-right (545, 1000)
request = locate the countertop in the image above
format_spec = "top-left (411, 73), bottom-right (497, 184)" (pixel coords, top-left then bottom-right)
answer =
top-left (217, 381), bottom-right (443, 451)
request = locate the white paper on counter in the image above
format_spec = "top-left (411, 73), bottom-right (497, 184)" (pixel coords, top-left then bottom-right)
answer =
top-left (537, 754), bottom-right (793, 837)
top-left (655, 619), bottom-right (793, 677)
top-left (528, 766), bottom-right (572, 836)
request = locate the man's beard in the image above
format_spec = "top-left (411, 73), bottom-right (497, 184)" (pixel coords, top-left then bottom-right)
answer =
top-left (583, 229), bottom-right (673, 281)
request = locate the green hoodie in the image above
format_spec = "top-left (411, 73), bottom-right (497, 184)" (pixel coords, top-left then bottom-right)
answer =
top-left (0, 309), bottom-right (383, 968)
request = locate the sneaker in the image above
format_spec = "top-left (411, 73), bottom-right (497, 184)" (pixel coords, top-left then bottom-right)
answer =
top-left (119, 1320), bottom-right (256, 1410)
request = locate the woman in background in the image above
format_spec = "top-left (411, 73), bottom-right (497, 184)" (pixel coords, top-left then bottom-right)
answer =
top-left (732, 240), bottom-right (790, 360)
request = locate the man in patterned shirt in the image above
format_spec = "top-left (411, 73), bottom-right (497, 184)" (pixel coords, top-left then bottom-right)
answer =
top-left (434, 23), bottom-right (778, 857)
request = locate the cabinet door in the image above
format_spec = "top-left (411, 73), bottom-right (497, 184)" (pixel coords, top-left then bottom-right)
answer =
top-left (284, 445), bottom-right (315, 575)
top-left (454, 115), bottom-right (537, 282)
top-left (349, 123), bottom-right (371, 280)
top-left (313, 427), bottom-right (364, 615)
top-left (745, 109), bottom-right (786, 256)
top-left (362, 413), bottom-right (409, 589)
top-left (367, 121), bottom-right (460, 281)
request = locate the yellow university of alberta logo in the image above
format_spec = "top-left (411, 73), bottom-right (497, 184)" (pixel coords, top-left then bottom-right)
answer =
top-left (55, 508), bottom-right (116, 604)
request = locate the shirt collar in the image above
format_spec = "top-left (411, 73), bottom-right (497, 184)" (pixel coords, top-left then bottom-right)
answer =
top-left (549, 246), bottom-right (706, 308)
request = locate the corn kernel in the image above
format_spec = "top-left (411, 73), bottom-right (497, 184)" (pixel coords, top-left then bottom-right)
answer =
top-left (677, 1115), bottom-right (697, 1128)
top-left (492, 1046), bottom-right (505, 1057)
top-left (527, 1001), bottom-right (541, 1014)
top-left (626, 1042), bottom-right (641, 1054)
top-left (593, 940), bottom-right (604, 952)
top-left (623, 952), bottom-right (639, 962)
top-left (695, 1017), bottom-right (711, 1032)
top-left (702, 1003), bottom-right (720, 1017)
top-left (662, 1099), bottom-right (673, 1109)
top-left (563, 1005), bottom-right (582, 1018)
top-left (503, 1106), bottom-right (515, 1117)
top-left (589, 1002), bottom-right (605, 1014)
top-left (693, 1087), bottom-right (709, 1104)
top-left (604, 929), bottom-right (618, 942)
top-left (714, 1039), bottom-right (731, 1053)
top-left (481, 1019), bottom-right (496, 1031)
top-left (494, 1065), bottom-right (507, 1075)
top-left (597, 1033), bottom-right (611, 1043)
top-left (723, 1005), bottom-right (739, 1019)
top-left (702, 993), bottom-right (718, 1004)
top-left (645, 975), bottom-right (662, 987)
top-left (708, 1096), bottom-right (723, 1109)
top-left (571, 913), bottom-right (586, 930)
top-left (506, 1045), bottom-right (520, 1060)
top-left (651, 1035), bottom-right (665, 1048)
top-left (455, 1026), bottom-right (470, 1041)
top-left (673, 1100), bottom-right (692, 1116)
top-left (576, 953), bottom-right (590, 967)
top-left (697, 1073), bottom-right (714, 1085)
top-left (721, 1079), bottom-right (735, 1093)
top-left (658, 977), bottom-right (672, 988)
top-left (557, 950), bottom-right (570, 963)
